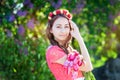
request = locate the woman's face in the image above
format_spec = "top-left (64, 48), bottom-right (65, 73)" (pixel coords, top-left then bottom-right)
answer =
top-left (50, 17), bottom-right (70, 44)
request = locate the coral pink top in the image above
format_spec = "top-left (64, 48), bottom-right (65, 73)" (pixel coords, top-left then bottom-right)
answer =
top-left (46, 45), bottom-right (84, 80)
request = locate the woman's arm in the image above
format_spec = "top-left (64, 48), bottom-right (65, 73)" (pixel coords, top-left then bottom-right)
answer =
top-left (76, 36), bottom-right (93, 72)
top-left (70, 21), bottom-right (93, 72)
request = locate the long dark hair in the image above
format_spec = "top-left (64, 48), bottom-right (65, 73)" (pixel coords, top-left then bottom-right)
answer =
top-left (46, 14), bottom-right (72, 54)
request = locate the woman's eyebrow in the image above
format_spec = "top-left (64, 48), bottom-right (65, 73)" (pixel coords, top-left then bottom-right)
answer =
top-left (56, 24), bottom-right (69, 26)
top-left (56, 24), bottom-right (61, 26)
top-left (65, 24), bottom-right (69, 25)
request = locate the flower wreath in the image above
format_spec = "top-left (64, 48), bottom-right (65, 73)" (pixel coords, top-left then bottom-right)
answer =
top-left (48, 9), bottom-right (72, 20)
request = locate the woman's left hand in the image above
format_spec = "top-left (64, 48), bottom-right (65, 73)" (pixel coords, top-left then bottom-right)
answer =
top-left (70, 21), bottom-right (82, 40)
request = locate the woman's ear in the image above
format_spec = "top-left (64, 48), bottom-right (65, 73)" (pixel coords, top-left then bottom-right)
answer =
top-left (50, 29), bottom-right (53, 33)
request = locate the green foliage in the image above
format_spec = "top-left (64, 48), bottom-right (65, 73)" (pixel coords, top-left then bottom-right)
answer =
top-left (0, 0), bottom-right (120, 80)
top-left (0, 30), bottom-right (52, 80)
top-left (83, 71), bottom-right (96, 80)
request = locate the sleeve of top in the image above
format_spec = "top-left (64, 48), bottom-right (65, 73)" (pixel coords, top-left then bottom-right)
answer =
top-left (46, 46), bottom-right (65, 65)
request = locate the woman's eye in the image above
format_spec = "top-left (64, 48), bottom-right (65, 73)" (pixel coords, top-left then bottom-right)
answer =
top-left (56, 26), bottom-right (61, 28)
top-left (65, 26), bottom-right (69, 28)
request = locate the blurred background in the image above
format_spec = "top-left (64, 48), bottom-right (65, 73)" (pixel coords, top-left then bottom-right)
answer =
top-left (0, 0), bottom-right (120, 80)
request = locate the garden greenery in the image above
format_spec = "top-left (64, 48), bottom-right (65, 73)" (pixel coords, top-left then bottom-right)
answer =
top-left (0, 0), bottom-right (120, 80)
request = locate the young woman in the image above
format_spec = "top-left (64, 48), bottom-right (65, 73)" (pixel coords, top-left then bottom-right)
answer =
top-left (46, 9), bottom-right (93, 80)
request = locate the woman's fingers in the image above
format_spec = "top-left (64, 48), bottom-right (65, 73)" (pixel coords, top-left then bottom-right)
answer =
top-left (69, 20), bottom-right (81, 40)
top-left (70, 21), bottom-right (78, 31)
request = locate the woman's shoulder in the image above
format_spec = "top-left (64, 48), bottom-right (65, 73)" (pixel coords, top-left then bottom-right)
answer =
top-left (46, 45), bottom-right (65, 59)
top-left (46, 45), bottom-right (63, 54)
top-left (47, 45), bottom-right (61, 51)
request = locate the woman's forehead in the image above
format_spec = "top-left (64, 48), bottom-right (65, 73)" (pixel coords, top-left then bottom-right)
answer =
top-left (54, 17), bottom-right (69, 24)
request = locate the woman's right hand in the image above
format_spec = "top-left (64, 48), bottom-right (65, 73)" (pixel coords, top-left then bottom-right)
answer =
top-left (70, 21), bottom-right (82, 40)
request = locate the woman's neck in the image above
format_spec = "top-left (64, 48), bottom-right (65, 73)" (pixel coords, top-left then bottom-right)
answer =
top-left (55, 39), bottom-right (65, 46)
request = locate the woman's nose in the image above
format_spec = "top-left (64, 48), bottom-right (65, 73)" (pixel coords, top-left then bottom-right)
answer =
top-left (61, 28), bottom-right (66, 33)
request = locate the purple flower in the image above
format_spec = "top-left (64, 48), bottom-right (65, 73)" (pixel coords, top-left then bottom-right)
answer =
top-left (27, 19), bottom-right (34, 29)
top-left (51, 0), bottom-right (62, 9)
top-left (28, 3), bottom-right (34, 8)
top-left (72, 9), bottom-right (77, 14)
top-left (109, 0), bottom-right (117, 5)
top-left (18, 25), bottom-right (25, 36)
top-left (23, 47), bottom-right (28, 55)
top-left (109, 14), bottom-right (114, 20)
top-left (23, 0), bottom-right (31, 5)
top-left (76, 4), bottom-right (84, 12)
top-left (6, 30), bottom-right (12, 37)
top-left (19, 47), bottom-right (28, 55)
top-left (8, 14), bottom-right (15, 22)
top-left (23, 0), bottom-right (33, 9)
top-left (76, 4), bottom-right (84, 9)
top-left (14, 39), bottom-right (22, 46)
top-left (64, 60), bottom-right (70, 67)
top-left (106, 22), bottom-right (113, 27)
top-left (72, 4), bottom-right (84, 14)
top-left (17, 10), bottom-right (27, 16)
top-left (69, 61), bottom-right (73, 67)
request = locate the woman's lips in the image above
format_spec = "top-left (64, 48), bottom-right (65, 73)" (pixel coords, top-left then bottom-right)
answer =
top-left (59, 35), bottom-right (66, 37)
